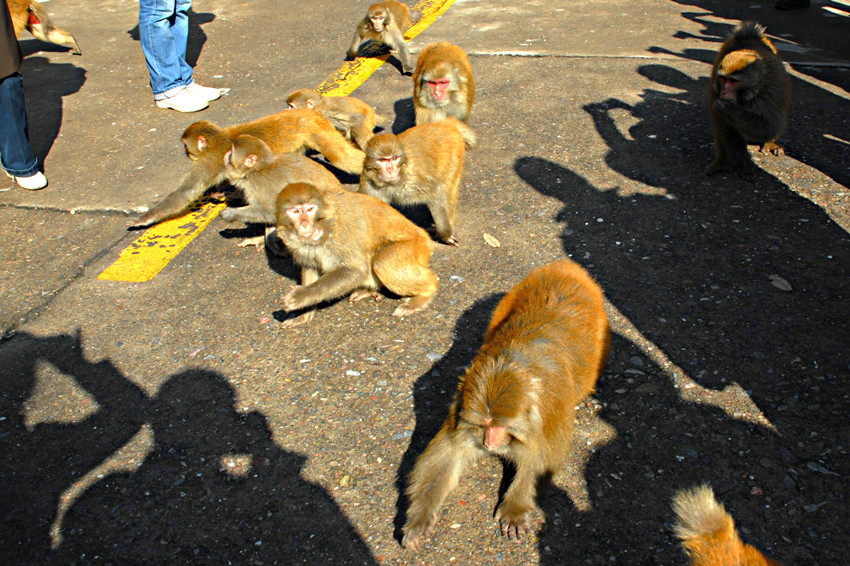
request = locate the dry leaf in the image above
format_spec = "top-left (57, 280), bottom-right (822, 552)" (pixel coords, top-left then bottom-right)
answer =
top-left (483, 233), bottom-right (501, 248)
top-left (769, 274), bottom-right (792, 292)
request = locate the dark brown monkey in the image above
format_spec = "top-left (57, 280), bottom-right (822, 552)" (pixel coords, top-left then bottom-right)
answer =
top-left (286, 88), bottom-right (386, 150)
top-left (673, 485), bottom-right (783, 566)
top-left (402, 260), bottom-right (610, 550)
top-left (412, 41), bottom-right (475, 125)
top-left (707, 21), bottom-right (791, 178)
top-left (347, 0), bottom-right (414, 73)
top-left (8, 0), bottom-right (80, 54)
top-left (274, 182), bottom-right (438, 328)
top-left (359, 118), bottom-right (476, 246)
top-left (129, 109), bottom-right (364, 229)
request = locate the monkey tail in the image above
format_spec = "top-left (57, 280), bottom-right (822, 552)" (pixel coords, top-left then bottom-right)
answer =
top-left (672, 485), bottom-right (780, 566)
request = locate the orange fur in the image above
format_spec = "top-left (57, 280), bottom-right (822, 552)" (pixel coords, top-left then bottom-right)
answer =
top-left (7, 0), bottom-right (80, 54)
top-left (402, 260), bottom-right (610, 550)
top-left (673, 485), bottom-right (783, 566)
top-left (286, 89), bottom-right (385, 150)
top-left (413, 42), bottom-right (476, 125)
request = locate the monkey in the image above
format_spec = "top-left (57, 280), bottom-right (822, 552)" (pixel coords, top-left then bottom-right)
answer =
top-left (706, 21), bottom-right (791, 178)
top-left (274, 182), bottom-right (438, 328)
top-left (7, 0), bottom-right (81, 54)
top-left (347, 1), bottom-right (414, 74)
top-left (402, 259), bottom-right (610, 550)
top-left (673, 485), bottom-right (783, 566)
top-left (286, 88), bottom-right (386, 150)
top-left (359, 118), bottom-right (476, 246)
top-left (129, 109), bottom-right (365, 229)
top-left (412, 41), bottom-right (475, 125)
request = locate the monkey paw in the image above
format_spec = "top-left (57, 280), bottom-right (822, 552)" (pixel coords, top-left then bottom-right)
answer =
top-left (495, 503), bottom-right (534, 540)
top-left (280, 309), bottom-right (315, 328)
top-left (219, 207), bottom-right (238, 222)
top-left (401, 524), bottom-right (432, 552)
top-left (280, 286), bottom-right (310, 312)
top-left (759, 141), bottom-right (785, 156)
top-left (237, 235), bottom-right (267, 251)
top-left (348, 289), bottom-right (382, 303)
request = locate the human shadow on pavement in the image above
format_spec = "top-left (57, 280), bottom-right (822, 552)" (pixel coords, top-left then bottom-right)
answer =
top-left (392, 293), bottom-right (503, 543)
top-left (19, 56), bottom-right (86, 165)
top-left (514, 153), bottom-right (849, 563)
top-left (0, 331), bottom-right (377, 565)
top-left (648, 12), bottom-right (850, 187)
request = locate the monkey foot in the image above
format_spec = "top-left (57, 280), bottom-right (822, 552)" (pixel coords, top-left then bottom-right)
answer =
top-left (496, 503), bottom-right (534, 540)
top-left (759, 141), bottom-right (785, 156)
top-left (349, 289), bottom-right (382, 303)
top-left (392, 295), bottom-right (432, 317)
top-left (280, 310), bottom-right (315, 328)
top-left (401, 525), bottom-right (432, 552)
top-left (238, 235), bottom-right (267, 251)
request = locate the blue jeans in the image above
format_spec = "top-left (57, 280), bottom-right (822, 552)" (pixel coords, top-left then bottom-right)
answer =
top-left (139, 0), bottom-right (194, 99)
top-left (0, 73), bottom-right (39, 177)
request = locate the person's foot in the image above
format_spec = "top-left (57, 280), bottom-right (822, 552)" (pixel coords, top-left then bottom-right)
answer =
top-left (186, 82), bottom-right (231, 102)
top-left (5, 170), bottom-right (48, 190)
top-left (155, 87), bottom-right (209, 112)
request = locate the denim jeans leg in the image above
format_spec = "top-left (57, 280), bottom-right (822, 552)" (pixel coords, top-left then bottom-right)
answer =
top-left (0, 73), bottom-right (39, 177)
top-left (139, 0), bottom-right (194, 99)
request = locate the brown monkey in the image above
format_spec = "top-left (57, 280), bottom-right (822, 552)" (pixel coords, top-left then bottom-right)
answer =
top-left (707, 21), bottom-right (791, 178)
top-left (221, 134), bottom-right (342, 228)
top-left (286, 88), bottom-right (386, 150)
top-left (274, 182), bottom-right (438, 328)
top-left (7, 0), bottom-right (81, 54)
top-left (673, 485), bottom-right (783, 566)
top-left (359, 118), bottom-right (476, 246)
top-left (129, 109), bottom-right (364, 229)
top-left (402, 259), bottom-right (610, 550)
top-left (347, 1), bottom-right (414, 73)
top-left (412, 41), bottom-right (475, 125)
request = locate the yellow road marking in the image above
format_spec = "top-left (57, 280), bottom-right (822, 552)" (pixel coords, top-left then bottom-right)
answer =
top-left (100, 0), bottom-right (457, 282)
top-left (98, 199), bottom-right (226, 282)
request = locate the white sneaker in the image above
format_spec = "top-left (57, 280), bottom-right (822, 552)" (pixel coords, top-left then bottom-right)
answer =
top-left (155, 87), bottom-right (209, 112)
top-left (185, 82), bottom-right (230, 102)
top-left (8, 171), bottom-right (48, 190)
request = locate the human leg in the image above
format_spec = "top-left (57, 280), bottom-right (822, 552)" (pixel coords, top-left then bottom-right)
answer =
top-left (138, 0), bottom-right (193, 98)
top-left (0, 73), bottom-right (45, 188)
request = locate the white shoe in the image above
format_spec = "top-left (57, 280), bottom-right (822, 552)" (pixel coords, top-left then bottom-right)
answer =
top-left (155, 87), bottom-right (209, 112)
top-left (185, 82), bottom-right (230, 102)
top-left (7, 170), bottom-right (48, 190)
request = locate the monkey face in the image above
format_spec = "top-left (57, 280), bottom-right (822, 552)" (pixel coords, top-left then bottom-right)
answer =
top-left (426, 78), bottom-right (452, 102)
top-left (375, 155), bottom-right (403, 183)
top-left (284, 202), bottom-right (324, 241)
top-left (370, 10), bottom-right (386, 31)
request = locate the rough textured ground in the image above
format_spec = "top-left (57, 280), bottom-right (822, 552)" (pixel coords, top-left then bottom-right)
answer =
top-left (0, 0), bottom-right (848, 564)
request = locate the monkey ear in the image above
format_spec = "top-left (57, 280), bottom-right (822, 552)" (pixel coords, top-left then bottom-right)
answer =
top-left (245, 154), bottom-right (259, 168)
top-left (306, 99), bottom-right (317, 109)
top-left (197, 135), bottom-right (208, 151)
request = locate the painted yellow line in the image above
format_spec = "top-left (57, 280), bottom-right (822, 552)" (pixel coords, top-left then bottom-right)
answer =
top-left (98, 198), bottom-right (226, 282)
top-left (318, 0), bottom-right (458, 96)
top-left (100, 0), bottom-right (457, 282)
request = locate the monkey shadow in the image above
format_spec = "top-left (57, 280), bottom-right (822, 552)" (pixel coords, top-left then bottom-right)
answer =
top-left (646, 12), bottom-right (850, 187)
top-left (126, 9), bottom-right (215, 68)
top-left (535, 335), bottom-right (802, 564)
top-left (349, 40), bottom-right (408, 76)
top-left (306, 154), bottom-right (360, 186)
top-left (515, 156), bottom-right (850, 561)
top-left (391, 293), bottom-right (503, 543)
top-left (391, 98), bottom-right (416, 134)
top-left (0, 331), bottom-right (378, 564)
top-left (18, 56), bottom-right (86, 166)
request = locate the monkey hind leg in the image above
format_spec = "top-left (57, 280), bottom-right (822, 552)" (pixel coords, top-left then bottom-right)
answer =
top-left (309, 128), bottom-right (366, 174)
top-left (373, 241), bottom-right (438, 316)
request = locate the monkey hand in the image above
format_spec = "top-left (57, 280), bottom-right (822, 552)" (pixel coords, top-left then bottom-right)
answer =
top-left (219, 207), bottom-right (238, 222)
top-left (280, 286), bottom-right (312, 312)
top-left (495, 501), bottom-right (534, 540)
top-left (713, 98), bottom-right (738, 118)
top-left (401, 522), bottom-right (433, 552)
top-left (281, 309), bottom-right (315, 328)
